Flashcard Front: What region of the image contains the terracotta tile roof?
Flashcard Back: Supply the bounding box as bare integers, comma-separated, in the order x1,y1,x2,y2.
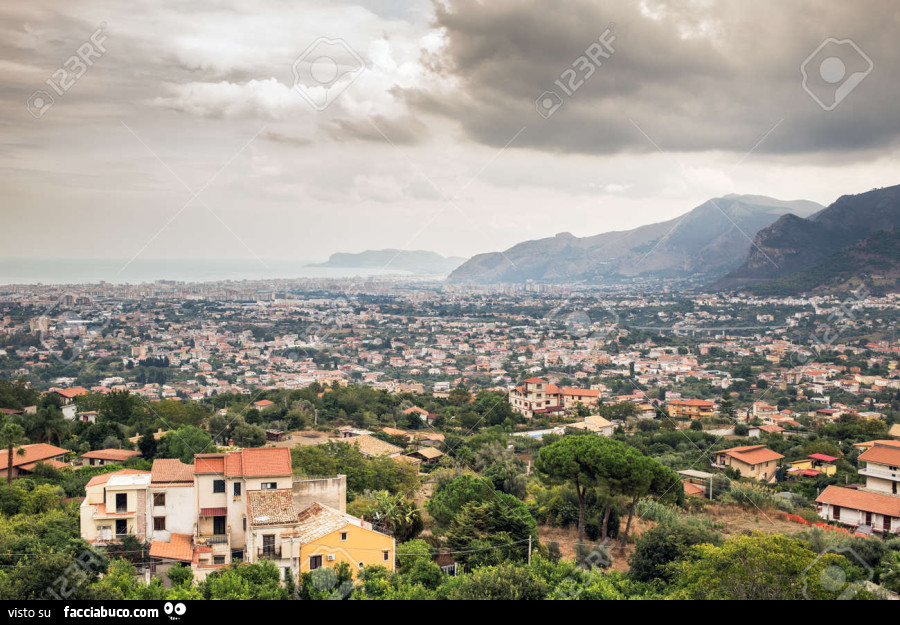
808,453,839,462
408,447,443,459
151,459,194,485
193,456,225,475
20,459,70,471
229,447,291,477
668,399,716,407
817,485,900,517
82,449,142,462
0,443,70,471
193,448,291,477
562,387,601,397
247,489,297,526
718,445,784,465
85,468,150,489
149,533,193,562
859,444,900,466
294,502,356,543
522,377,547,384
55,387,90,399
344,434,403,457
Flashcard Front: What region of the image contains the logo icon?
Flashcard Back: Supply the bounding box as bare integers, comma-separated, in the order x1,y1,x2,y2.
26,90,55,119
292,38,365,111
535,90,563,119
801,38,873,111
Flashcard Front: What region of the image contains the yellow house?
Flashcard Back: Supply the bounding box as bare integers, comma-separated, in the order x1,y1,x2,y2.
787,453,838,477
295,503,395,574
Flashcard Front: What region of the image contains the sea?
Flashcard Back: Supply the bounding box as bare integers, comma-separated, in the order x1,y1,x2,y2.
0,258,413,286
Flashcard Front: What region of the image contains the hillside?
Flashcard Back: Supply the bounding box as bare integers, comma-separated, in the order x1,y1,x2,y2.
447,195,821,284
717,184,900,289
748,229,900,296
311,250,466,275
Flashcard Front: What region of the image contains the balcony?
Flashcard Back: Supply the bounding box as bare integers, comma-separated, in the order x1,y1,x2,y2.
858,465,900,482
257,546,282,560
197,535,229,546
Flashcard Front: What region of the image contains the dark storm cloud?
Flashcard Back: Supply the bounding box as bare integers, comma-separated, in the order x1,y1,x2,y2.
411,0,900,155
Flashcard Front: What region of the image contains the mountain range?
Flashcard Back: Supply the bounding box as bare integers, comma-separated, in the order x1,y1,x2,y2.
717,184,900,293
447,195,822,284
311,250,466,275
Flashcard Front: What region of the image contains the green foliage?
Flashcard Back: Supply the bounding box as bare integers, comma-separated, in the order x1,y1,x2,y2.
629,521,722,583
291,442,418,497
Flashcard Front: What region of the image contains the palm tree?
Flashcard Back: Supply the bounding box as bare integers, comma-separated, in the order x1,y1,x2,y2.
0,423,28,486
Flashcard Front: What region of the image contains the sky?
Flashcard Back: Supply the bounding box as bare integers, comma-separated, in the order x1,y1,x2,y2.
2,0,900,268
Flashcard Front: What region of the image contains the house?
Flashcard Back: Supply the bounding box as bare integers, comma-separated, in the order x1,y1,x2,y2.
566,415,614,437
816,486,900,534
81,448,142,467
244,489,302,572
294,502,394,574
667,399,716,419
192,447,294,567
712,445,783,483
80,469,152,543
857,443,900,496
253,400,276,410
816,442,900,534
890,423,900,439
787,453,838,478
678,469,716,499
508,378,601,418
0,443,70,478
508,378,562,418
148,459,196,545
405,447,444,465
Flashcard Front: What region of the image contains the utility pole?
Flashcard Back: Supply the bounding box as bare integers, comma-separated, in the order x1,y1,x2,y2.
527,535,532,565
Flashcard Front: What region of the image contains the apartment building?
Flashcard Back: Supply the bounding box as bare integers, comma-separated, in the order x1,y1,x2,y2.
508,377,601,418
817,441,900,534
80,446,385,581
667,399,716,419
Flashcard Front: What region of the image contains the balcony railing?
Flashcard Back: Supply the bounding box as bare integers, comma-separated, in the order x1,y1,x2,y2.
258,546,282,559
198,535,229,545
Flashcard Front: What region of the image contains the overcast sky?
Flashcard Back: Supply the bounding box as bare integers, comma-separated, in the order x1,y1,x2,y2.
2,0,899,266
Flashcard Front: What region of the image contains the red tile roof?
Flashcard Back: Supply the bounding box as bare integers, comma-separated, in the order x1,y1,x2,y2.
859,444,900,467
55,387,90,399
228,447,291,477
193,456,225,475
151,459,194,485
0,443,70,472
82,449,142,462
199,507,227,516
718,445,784,465
149,533,193,562
817,485,900,517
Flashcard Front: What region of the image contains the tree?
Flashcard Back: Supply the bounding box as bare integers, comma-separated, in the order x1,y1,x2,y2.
614,447,682,552
629,521,722,583
534,435,616,541
426,474,495,529
0,423,27,486
670,532,872,600
156,426,213,464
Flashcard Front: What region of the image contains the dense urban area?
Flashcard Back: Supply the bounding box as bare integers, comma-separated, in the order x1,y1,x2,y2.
0,277,898,600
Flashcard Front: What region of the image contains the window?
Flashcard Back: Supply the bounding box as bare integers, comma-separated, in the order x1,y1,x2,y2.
233,482,242,496
383,550,390,561
213,556,225,565
340,532,348,541
213,480,225,493
261,482,277,490
309,555,323,570
243,518,247,531
153,517,166,531
213,516,226,535
115,493,127,513
153,493,165,506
